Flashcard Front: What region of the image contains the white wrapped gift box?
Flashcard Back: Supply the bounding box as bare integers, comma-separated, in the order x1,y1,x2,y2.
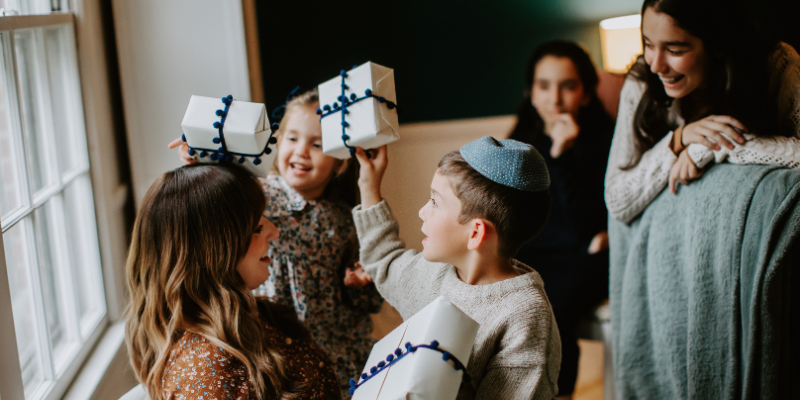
317,61,400,159
180,95,278,177
350,297,479,400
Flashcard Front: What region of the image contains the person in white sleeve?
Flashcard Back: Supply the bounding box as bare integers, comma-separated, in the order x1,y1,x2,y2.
605,0,800,224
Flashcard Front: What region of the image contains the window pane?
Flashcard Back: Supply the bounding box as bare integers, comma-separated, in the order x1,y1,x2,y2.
15,30,55,194
50,0,70,12
43,25,82,176
0,47,24,219
63,176,104,324
33,202,69,360
3,222,44,397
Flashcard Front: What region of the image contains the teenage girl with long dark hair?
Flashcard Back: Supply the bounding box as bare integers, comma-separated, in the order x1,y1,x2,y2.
509,40,615,399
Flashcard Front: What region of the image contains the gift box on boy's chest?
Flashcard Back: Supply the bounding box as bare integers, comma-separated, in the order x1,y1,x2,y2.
180,95,278,177
317,61,400,159
350,296,480,400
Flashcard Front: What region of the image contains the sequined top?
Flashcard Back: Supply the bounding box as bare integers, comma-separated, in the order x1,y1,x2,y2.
161,326,341,400
256,175,384,396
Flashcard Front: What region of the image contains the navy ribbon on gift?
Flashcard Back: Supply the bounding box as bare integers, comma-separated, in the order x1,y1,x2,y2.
347,340,470,395
316,66,401,158
182,94,279,166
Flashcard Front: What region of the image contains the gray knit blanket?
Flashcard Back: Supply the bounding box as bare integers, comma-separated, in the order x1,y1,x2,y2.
609,164,800,400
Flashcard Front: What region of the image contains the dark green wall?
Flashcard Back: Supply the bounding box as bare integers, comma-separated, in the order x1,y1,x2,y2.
256,0,797,124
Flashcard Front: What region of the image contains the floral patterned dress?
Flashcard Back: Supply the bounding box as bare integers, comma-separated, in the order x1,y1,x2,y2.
256,175,384,397
161,326,340,400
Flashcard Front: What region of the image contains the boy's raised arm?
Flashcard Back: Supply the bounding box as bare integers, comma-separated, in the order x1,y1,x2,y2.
351,147,443,318
354,147,387,209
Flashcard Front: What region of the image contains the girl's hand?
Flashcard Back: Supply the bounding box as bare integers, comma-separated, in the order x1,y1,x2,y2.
549,114,580,158
344,262,373,289
669,149,704,193
354,146,388,209
168,137,196,165
588,231,609,254
682,115,746,151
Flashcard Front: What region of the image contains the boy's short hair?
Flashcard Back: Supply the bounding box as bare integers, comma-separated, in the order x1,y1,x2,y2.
437,150,551,258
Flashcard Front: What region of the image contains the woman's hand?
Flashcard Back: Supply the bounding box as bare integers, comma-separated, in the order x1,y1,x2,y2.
588,231,609,254
168,137,196,165
669,149,704,193
344,261,373,289
548,114,580,158
682,115,746,151
354,146,388,209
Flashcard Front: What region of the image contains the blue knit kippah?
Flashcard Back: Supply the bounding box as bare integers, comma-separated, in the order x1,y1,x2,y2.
459,136,550,192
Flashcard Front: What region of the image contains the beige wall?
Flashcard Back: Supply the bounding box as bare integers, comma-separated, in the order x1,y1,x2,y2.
381,115,516,251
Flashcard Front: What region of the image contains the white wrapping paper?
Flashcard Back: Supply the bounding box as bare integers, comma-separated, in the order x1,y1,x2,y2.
318,61,400,159
181,95,277,177
351,297,479,400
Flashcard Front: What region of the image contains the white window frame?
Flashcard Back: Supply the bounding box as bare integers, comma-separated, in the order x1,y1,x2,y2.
0,11,125,400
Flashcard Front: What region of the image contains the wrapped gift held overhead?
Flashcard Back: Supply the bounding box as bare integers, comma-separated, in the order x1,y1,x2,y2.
350,297,479,400
317,61,401,159
181,95,278,177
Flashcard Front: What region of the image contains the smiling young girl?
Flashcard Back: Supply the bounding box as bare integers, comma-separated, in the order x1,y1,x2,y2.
605,0,800,224
171,89,383,397
258,89,383,396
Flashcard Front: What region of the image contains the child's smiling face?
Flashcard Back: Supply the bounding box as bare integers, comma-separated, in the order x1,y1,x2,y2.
277,104,341,200
418,170,470,264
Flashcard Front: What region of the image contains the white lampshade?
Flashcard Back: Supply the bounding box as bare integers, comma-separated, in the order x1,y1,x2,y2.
600,15,643,74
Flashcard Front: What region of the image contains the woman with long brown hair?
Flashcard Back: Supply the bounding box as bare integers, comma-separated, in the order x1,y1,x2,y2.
605,0,800,224
125,164,340,400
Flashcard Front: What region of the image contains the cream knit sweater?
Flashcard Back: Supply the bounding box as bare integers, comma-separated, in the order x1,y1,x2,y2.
605,42,800,224
353,200,561,400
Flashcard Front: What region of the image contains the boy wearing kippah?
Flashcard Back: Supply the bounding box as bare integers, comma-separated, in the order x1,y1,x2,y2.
346,136,560,399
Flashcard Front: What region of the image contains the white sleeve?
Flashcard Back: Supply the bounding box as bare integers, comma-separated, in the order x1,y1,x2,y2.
605,78,678,224
687,43,800,170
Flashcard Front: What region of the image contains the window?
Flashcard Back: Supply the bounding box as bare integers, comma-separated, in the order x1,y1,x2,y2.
0,8,107,400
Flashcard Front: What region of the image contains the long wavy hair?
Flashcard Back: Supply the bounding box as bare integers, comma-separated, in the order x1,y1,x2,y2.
626,0,780,167
510,40,613,144
125,164,304,400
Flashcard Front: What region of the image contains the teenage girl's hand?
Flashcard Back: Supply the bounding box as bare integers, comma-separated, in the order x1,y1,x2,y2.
354,146,388,209
681,115,746,151
669,149,704,194
168,137,196,165
549,114,579,158
344,261,373,289
588,231,609,254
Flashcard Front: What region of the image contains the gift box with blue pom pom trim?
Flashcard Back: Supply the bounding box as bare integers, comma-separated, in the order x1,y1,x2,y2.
351,296,479,399
181,95,278,177
317,61,400,159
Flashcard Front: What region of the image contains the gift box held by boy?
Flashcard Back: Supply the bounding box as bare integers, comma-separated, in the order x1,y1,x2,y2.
345,137,561,399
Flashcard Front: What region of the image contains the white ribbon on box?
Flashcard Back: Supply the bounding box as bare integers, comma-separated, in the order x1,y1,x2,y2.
180,95,278,177
350,297,479,400
317,61,401,159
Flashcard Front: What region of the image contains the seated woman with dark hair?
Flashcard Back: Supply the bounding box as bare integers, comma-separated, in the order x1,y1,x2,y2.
509,40,615,399
125,164,341,400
